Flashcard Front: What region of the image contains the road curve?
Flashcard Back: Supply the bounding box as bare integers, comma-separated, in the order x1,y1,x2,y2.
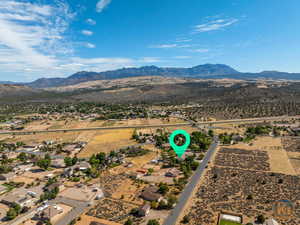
163,137,219,225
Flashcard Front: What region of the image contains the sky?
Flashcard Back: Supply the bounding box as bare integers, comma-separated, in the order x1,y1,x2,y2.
0,0,300,82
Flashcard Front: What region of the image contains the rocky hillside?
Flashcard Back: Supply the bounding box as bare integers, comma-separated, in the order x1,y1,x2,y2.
26,64,240,88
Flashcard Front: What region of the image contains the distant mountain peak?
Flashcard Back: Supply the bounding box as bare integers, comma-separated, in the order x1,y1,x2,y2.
23,64,300,88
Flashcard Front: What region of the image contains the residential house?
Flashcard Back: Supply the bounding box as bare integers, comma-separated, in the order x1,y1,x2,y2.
138,203,151,217
13,164,33,174
62,144,77,154
39,204,63,221
140,185,162,202
63,167,74,177
140,191,162,202
264,218,279,225
165,168,181,177
1,185,43,208
21,145,39,152
51,158,65,168
232,135,244,142
75,161,91,171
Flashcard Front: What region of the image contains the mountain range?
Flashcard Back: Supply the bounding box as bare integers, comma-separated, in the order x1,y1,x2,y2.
3,64,300,88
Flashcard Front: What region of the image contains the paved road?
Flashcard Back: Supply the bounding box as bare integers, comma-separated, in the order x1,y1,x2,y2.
163,136,219,225
6,197,89,225
0,122,191,135
53,197,90,225
1,115,299,136
6,208,37,225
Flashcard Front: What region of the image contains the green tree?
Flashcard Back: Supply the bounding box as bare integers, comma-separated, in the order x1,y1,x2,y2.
181,215,190,224
147,168,154,175
256,215,265,224
17,152,28,162
167,195,177,208
37,154,51,170
37,158,51,170
158,183,169,195
12,203,21,214
6,208,17,220
147,219,160,225
124,218,133,225
64,157,77,167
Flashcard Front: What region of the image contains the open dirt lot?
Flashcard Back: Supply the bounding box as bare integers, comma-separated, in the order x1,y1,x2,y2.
51,204,73,224
11,176,36,185
76,214,122,225
58,187,96,202
21,220,38,225
141,209,169,225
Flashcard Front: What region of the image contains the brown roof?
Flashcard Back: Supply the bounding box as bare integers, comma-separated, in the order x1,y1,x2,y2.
143,185,159,193
41,205,62,219
140,191,162,202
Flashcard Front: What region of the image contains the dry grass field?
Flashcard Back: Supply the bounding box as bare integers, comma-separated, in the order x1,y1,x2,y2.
11,176,36,185
8,131,82,144
287,151,300,175
78,129,135,157
213,123,246,135
111,178,145,205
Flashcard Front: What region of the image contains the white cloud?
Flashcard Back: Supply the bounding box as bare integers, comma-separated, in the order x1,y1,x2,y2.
190,49,210,53
194,18,238,33
139,57,161,63
174,56,191,59
0,0,75,77
81,30,93,36
84,43,96,48
175,38,192,43
96,0,112,13
86,18,96,25
150,44,192,49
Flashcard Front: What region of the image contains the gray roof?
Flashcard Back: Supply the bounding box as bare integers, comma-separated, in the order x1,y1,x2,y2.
265,218,279,225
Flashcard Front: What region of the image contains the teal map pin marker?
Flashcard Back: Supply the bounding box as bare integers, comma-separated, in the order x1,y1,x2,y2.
169,129,190,158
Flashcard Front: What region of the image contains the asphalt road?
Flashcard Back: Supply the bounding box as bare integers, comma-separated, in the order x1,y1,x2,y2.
0,115,298,136
163,137,219,225
53,197,90,225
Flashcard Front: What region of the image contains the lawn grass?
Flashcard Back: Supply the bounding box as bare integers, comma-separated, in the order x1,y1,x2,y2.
219,219,242,225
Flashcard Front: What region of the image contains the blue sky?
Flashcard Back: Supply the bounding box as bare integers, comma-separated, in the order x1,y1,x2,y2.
0,0,299,82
